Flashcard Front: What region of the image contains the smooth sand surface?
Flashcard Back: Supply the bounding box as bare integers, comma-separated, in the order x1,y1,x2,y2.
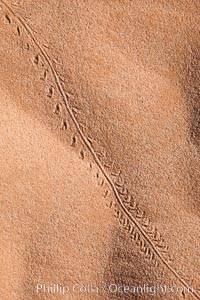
0,1,199,299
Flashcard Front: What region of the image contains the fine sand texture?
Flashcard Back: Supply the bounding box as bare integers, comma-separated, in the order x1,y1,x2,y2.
0,1,199,299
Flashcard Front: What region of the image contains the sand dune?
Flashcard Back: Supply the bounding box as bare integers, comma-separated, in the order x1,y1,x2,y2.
0,1,199,299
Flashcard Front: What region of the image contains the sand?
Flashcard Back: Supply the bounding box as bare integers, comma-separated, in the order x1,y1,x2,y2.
0,1,199,299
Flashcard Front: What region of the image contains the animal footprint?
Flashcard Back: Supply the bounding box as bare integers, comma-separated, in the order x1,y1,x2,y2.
72,106,79,114
53,103,61,115
43,43,50,49
111,168,121,177
89,162,93,170
34,54,39,65
59,76,65,83
98,178,104,187
141,216,150,228
106,200,114,209
40,69,48,81
5,14,11,23
17,26,21,36
61,119,68,130
123,193,132,204
136,208,145,219
80,150,85,160
128,198,138,212
24,43,30,51
52,58,61,65
71,135,77,147
47,85,54,98
103,190,110,199
87,136,93,145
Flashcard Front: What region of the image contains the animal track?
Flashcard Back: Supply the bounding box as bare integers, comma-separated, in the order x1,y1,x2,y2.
34,54,39,65
80,149,85,160
5,13,10,23
24,42,30,51
71,135,77,147
40,69,48,81
71,106,79,115
47,85,54,98
52,58,61,65
87,136,93,144
16,25,20,36
53,103,61,115
0,2,199,299
113,202,160,267
61,119,68,130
